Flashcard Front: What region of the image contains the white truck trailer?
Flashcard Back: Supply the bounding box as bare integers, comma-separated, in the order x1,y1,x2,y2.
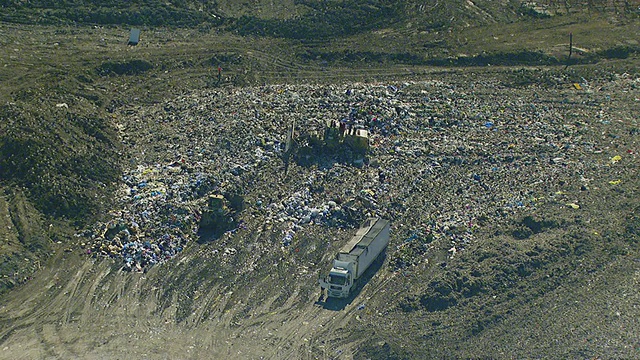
319,218,390,298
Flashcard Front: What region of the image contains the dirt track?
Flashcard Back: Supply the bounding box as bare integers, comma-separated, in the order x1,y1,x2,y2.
0,248,388,359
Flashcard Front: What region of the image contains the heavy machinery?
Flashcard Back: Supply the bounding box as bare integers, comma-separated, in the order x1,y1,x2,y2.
319,218,390,298
290,119,370,167
197,193,239,241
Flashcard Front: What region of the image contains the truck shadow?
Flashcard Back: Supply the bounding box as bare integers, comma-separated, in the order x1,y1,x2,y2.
315,252,386,311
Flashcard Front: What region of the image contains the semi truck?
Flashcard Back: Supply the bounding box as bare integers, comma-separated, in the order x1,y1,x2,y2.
319,217,390,298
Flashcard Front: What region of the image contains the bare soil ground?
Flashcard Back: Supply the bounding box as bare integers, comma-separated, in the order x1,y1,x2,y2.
0,253,366,359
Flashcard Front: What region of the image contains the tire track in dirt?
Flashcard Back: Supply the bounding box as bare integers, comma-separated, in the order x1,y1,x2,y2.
35,322,60,359
220,258,395,359
0,257,138,357
0,179,429,358
60,262,92,325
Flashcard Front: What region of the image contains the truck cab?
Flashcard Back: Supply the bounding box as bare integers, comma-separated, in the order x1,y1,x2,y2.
320,260,354,298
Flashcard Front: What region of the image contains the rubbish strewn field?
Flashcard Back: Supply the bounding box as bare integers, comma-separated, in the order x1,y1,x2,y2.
1,4,639,355
1,60,638,358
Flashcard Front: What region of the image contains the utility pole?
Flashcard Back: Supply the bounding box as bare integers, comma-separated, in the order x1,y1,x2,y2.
565,32,573,69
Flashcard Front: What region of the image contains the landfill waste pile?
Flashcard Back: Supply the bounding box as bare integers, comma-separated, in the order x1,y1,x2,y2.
81,164,211,271
79,72,638,278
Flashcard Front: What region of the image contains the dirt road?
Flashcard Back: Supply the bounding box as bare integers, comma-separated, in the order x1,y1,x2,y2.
0,247,391,359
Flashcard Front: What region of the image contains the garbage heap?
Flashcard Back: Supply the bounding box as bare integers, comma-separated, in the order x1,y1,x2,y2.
79,73,638,274
83,163,216,271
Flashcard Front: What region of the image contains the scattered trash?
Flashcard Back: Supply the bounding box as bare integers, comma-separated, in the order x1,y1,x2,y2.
76,75,637,277
82,164,212,271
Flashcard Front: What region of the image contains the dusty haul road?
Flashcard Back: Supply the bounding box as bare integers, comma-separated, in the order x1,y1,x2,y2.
0,250,386,360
